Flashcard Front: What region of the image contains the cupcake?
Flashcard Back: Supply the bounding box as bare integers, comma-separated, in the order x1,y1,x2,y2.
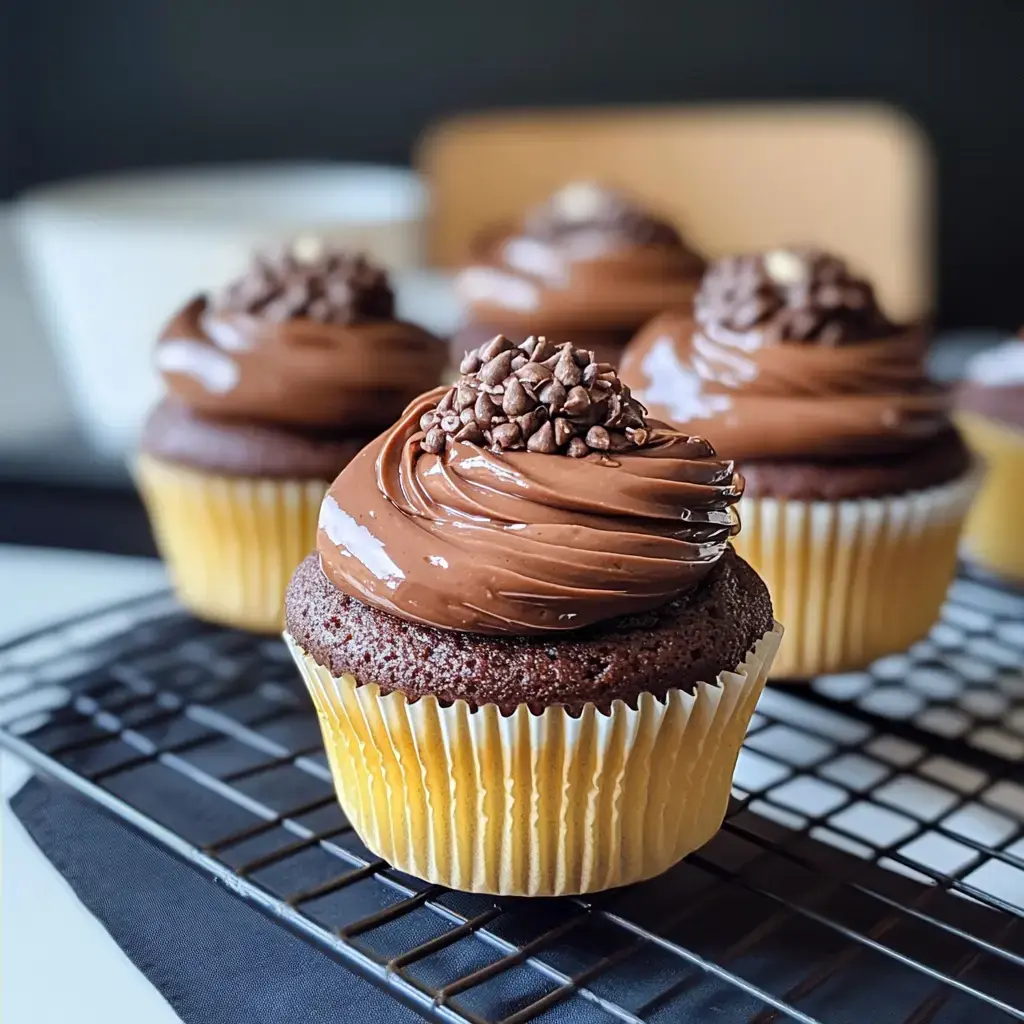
956,332,1024,583
450,182,705,370
620,248,979,679
138,241,447,633
285,334,782,896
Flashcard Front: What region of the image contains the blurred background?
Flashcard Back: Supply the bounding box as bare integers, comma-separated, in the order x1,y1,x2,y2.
1,0,1021,556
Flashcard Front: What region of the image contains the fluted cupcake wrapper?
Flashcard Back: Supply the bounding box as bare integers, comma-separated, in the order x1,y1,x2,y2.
957,413,1024,583
732,468,982,680
136,454,328,633
284,623,782,896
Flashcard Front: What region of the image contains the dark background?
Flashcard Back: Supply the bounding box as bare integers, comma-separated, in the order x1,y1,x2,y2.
2,0,1023,330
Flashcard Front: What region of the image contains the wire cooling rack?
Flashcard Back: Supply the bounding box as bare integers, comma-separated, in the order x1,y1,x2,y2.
0,582,1022,1024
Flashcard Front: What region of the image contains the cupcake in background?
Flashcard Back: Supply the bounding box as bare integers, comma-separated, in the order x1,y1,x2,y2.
450,182,705,369
620,248,979,679
138,240,447,633
956,331,1024,584
286,333,782,896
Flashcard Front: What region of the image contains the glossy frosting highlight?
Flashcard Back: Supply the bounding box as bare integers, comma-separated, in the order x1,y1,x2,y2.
316,387,742,635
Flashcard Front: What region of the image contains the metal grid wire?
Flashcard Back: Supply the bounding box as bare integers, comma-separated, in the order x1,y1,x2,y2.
1,584,1023,1023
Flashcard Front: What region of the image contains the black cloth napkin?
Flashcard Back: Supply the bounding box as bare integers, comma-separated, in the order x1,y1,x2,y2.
11,778,427,1024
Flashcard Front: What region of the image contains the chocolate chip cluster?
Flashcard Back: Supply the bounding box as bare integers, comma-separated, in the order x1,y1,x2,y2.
523,183,683,249
209,241,394,325
420,335,650,458
695,248,895,345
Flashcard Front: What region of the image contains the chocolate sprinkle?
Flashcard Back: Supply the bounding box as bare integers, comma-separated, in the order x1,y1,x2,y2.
423,335,650,457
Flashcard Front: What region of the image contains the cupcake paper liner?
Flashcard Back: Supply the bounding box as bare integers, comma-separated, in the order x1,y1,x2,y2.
136,453,327,633
284,622,782,897
957,413,1024,583
732,468,982,679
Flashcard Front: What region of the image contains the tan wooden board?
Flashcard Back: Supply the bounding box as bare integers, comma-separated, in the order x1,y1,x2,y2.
417,104,932,321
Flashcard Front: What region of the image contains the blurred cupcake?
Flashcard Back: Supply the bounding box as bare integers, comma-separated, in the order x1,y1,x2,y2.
450,182,705,369
138,240,446,633
285,334,782,895
620,248,979,679
956,332,1024,583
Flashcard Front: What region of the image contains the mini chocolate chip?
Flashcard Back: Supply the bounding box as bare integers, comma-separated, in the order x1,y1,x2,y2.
515,362,553,385
608,430,632,451
490,421,522,449
419,411,438,431
455,381,477,412
553,345,582,386
440,413,461,433
459,351,482,374
530,337,553,363
479,349,515,385
517,407,547,438
460,407,476,425
502,377,535,416
553,417,575,447
585,425,611,450
436,389,455,414
480,335,515,361
474,392,498,426
582,362,599,386
566,437,590,458
563,386,591,416
526,420,557,454
538,380,567,413
519,335,539,356
454,421,484,444
421,426,446,454
511,354,527,371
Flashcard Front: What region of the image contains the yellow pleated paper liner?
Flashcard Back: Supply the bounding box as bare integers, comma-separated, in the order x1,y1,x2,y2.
732,468,981,679
285,623,782,896
957,413,1024,583
136,454,328,633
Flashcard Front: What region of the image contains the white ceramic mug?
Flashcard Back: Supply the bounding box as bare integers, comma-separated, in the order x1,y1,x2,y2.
15,163,428,454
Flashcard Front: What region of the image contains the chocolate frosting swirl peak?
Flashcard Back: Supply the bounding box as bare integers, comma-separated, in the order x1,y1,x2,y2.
696,248,897,346
316,342,744,635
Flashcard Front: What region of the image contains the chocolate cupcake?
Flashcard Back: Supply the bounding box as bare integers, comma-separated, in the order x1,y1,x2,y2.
956,332,1024,583
620,248,980,678
285,334,782,895
450,182,705,370
137,241,447,632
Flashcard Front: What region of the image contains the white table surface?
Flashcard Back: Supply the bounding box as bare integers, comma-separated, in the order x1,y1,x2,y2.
0,545,180,1024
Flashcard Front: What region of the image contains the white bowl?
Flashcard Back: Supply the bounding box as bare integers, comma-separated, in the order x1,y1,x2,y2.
14,163,427,454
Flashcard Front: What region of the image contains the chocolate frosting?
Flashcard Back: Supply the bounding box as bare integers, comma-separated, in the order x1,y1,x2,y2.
957,335,1024,431
620,249,953,464
156,292,445,432
316,341,743,636
455,183,705,333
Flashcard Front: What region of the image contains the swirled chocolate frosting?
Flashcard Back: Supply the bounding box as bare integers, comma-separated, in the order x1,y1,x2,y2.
316,334,743,635
455,183,705,331
155,241,446,431
621,248,953,462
